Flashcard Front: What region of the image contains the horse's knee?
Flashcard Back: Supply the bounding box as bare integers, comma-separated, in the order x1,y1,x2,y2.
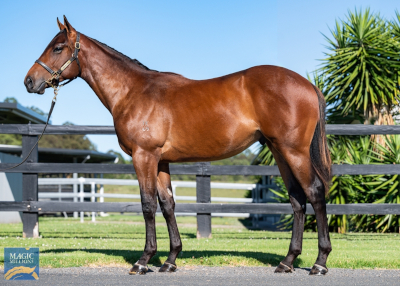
142,201,157,215
160,199,175,211
159,197,175,215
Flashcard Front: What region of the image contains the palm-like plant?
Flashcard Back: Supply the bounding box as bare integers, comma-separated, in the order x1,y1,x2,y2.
391,10,400,41
251,144,275,166
320,8,400,123
367,135,400,232
308,72,365,124
326,138,354,233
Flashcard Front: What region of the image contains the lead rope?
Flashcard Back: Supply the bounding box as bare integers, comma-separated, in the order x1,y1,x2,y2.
0,93,57,172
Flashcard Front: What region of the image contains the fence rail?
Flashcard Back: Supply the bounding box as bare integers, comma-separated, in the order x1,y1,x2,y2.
2,163,400,175
1,124,400,238
37,178,254,221
2,124,400,135
1,201,399,215
38,178,254,202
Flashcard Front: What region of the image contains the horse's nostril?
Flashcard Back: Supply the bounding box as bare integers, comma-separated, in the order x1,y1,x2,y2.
26,77,33,89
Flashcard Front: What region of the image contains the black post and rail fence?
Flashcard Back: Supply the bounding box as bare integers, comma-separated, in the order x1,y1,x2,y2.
1,124,400,238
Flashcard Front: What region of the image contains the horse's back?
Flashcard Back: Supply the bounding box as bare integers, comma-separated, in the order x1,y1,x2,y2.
158,65,319,162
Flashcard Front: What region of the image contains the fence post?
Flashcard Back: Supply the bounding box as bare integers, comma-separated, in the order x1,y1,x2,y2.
73,158,78,218
22,135,39,238
196,162,211,238
91,182,96,222
80,178,84,223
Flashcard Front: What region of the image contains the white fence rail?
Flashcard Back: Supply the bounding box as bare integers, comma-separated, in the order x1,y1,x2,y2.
38,178,256,222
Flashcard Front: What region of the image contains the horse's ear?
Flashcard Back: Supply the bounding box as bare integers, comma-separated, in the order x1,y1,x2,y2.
57,17,66,31
63,15,76,34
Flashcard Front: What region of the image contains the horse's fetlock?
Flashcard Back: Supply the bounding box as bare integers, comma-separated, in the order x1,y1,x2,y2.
144,246,157,257
173,241,183,253
319,243,332,254
292,248,302,257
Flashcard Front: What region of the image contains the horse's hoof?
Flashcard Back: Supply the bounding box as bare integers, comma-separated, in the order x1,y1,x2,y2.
274,262,294,273
129,261,148,275
159,262,177,273
309,264,328,275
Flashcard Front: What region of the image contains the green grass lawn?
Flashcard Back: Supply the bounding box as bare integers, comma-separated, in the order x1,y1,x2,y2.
0,216,399,269
102,185,249,203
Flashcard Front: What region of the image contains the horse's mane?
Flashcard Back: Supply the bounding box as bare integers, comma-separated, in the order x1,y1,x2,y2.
88,36,182,76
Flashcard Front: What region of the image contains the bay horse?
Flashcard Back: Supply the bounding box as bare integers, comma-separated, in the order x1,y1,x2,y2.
24,16,332,275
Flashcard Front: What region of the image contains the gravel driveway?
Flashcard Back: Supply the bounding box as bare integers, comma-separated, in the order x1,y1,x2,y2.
1,266,399,285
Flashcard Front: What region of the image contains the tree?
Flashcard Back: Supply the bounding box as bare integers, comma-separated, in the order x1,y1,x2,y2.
319,8,400,124
4,97,18,103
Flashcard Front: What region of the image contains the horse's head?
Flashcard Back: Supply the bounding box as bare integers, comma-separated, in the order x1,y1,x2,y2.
24,16,81,94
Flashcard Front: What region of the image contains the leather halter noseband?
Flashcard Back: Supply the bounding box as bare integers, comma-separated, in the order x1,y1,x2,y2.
35,32,81,92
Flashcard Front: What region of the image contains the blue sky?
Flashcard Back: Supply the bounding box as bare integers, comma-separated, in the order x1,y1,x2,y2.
0,0,398,159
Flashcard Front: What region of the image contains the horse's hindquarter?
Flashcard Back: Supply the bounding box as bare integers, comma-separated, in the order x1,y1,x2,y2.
251,66,319,144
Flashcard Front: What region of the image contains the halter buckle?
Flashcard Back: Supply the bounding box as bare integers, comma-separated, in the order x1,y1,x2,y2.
75,42,80,49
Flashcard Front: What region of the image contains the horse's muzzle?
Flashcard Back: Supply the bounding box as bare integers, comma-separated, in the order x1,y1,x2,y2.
24,76,46,94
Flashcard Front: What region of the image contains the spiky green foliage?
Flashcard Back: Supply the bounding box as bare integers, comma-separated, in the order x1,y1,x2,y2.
319,8,400,120
391,10,400,39
356,135,400,232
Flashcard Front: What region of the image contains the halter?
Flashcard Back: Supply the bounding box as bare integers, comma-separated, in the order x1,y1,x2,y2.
35,32,81,97
0,32,81,172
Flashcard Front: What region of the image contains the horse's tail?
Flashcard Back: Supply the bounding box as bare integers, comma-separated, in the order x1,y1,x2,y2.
310,85,332,196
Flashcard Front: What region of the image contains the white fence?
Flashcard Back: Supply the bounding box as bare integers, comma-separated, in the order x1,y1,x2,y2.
38,178,256,222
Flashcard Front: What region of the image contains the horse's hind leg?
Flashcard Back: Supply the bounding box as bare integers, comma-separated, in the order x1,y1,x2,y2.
267,143,307,273
273,142,331,275
157,162,182,272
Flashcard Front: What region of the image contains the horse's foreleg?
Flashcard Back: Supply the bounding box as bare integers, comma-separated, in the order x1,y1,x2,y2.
129,150,159,275
157,162,182,272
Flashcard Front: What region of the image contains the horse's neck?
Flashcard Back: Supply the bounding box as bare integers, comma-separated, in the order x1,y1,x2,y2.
79,35,148,113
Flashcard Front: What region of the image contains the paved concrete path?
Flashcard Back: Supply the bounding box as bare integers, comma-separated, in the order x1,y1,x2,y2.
1,266,400,285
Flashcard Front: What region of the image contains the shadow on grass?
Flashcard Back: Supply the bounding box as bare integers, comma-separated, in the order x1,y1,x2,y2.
40,248,302,268
32,232,197,239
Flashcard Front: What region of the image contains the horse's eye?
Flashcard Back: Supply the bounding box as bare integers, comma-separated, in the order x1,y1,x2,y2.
53,47,63,54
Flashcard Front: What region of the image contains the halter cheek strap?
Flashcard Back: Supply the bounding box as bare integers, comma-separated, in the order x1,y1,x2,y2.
35,32,81,91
